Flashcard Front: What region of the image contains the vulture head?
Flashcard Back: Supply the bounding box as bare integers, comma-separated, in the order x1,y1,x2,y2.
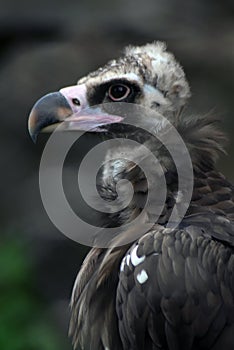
28,42,233,350
28,42,191,142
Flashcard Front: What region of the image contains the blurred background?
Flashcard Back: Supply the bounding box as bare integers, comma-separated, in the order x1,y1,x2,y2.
1,0,234,349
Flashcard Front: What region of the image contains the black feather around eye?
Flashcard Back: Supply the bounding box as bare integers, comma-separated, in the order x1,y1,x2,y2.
87,79,142,106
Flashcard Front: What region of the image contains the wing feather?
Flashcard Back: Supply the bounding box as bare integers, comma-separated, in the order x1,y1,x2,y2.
116,224,234,349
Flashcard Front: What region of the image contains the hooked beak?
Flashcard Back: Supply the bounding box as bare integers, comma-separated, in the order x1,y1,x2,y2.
28,84,123,142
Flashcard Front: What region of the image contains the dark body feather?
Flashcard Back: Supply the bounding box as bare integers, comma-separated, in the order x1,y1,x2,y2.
70,115,234,350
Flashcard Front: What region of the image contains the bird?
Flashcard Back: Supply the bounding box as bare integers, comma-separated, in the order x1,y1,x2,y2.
28,42,234,350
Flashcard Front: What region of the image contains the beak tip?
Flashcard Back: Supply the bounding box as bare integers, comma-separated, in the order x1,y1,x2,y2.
27,92,72,143
30,133,37,143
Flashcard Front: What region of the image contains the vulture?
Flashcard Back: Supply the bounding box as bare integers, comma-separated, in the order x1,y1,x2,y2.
28,42,234,350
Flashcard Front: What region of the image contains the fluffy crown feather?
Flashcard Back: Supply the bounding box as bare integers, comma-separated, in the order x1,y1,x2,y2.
124,41,191,107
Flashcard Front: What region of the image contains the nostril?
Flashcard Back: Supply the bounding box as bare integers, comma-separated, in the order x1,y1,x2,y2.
72,98,81,106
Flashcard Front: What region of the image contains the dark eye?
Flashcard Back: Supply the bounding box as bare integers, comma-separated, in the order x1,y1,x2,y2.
108,84,131,101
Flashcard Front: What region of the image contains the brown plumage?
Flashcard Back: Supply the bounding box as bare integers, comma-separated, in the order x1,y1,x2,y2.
28,42,234,350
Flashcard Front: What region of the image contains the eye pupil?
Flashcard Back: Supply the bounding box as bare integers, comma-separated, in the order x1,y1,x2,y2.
112,85,125,98
109,84,130,101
